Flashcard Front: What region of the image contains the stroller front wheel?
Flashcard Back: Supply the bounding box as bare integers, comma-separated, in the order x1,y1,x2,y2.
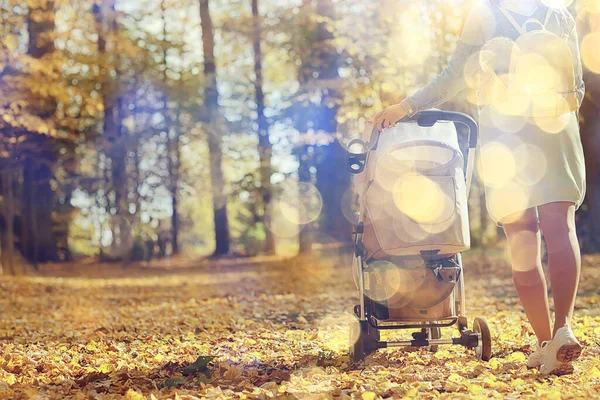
473,317,492,361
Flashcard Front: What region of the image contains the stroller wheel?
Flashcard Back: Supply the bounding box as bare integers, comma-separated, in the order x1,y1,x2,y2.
349,319,380,363
473,317,492,361
426,326,441,352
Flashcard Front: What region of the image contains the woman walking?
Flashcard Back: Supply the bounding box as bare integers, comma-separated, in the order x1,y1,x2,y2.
373,0,585,375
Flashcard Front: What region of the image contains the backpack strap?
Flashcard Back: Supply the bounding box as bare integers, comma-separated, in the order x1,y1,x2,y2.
497,5,555,35
543,6,554,27
497,6,527,35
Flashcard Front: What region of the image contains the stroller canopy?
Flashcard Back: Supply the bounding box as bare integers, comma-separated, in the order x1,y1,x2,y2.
358,120,470,259
374,121,464,173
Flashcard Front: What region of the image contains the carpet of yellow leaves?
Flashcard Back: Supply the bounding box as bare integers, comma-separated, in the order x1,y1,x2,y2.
1,251,599,399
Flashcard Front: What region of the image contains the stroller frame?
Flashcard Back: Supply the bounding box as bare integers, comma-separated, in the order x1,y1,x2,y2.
347,111,492,362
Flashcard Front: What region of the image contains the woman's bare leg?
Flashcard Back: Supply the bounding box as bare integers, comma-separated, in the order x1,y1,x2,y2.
538,202,581,335
503,208,552,344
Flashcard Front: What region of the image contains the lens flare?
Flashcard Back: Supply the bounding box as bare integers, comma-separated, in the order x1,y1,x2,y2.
477,142,517,188
341,187,360,225
348,317,362,349
264,200,303,238
392,174,449,224
393,217,431,243
541,0,574,8
524,65,561,97
375,159,404,192
390,145,455,171
279,182,323,225
365,261,418,307
514,143,548,186
581,32,600,74
365,261,400,302
392,7,431,67
421,212,457,235
488,106,528,133
317,313,357,353
464,57,480,89
365,184,389,222
507,230,541,272
489,182,531,225
577,0,600,14
533,112,572,134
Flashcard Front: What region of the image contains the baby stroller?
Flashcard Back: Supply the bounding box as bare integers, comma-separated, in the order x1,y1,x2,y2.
346,110,492,362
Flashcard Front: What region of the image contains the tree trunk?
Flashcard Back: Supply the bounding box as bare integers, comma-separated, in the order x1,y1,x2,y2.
162,0,180,255
0,170,15,275
294,1,316,254
93,0,109,253
298,145,313,253
22,2,59,265
251,0,275,255
171,104,182,255
312,0,350,243
96,0,130,257
200,0,230,256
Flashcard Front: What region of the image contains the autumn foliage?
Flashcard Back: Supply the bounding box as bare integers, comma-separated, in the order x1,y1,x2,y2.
1,252,599,399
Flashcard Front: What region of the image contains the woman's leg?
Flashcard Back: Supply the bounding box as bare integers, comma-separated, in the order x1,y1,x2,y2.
502,208,552,344
538,202,581,334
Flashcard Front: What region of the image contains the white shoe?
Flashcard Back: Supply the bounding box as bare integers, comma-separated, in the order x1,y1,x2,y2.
527,341,547,368
540,325,582,376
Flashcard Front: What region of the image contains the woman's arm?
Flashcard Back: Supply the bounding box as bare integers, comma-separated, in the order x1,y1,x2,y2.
400,42,482,116
374,4,488,129
400,5,487,117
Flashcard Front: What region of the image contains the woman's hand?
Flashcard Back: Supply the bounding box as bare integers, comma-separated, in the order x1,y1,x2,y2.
372,103,407,132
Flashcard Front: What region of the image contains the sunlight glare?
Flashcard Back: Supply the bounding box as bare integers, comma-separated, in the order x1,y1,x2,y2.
279,182,323,225
477,142,517,188
365,261,417,307
374,159,404,192
514,144,548,186
577,0,600,14
393,217,431,243
533,112,572,134
317,313,357,353
490,182,531,225
265,200,302,238
392,8,432,67
581,32,600,74
341,188,360,225
488,106,528,132
392,174,450,224
365,261,401,302
506,230,540,272
541,0,574,8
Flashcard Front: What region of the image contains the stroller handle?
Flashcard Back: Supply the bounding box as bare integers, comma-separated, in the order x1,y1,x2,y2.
407,110,478,149
346,110,478,174
371,110,479,150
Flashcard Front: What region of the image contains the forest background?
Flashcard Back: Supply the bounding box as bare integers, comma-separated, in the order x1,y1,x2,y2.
1,0,600,273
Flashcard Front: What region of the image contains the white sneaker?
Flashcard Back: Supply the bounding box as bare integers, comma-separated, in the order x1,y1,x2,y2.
540,325,582,376
527,341,547,368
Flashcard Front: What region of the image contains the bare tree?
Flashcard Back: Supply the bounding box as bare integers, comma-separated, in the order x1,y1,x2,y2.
199,0,230,256
251,0,275,254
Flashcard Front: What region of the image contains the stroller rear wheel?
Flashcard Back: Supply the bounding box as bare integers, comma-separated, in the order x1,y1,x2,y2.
473,317,492,361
